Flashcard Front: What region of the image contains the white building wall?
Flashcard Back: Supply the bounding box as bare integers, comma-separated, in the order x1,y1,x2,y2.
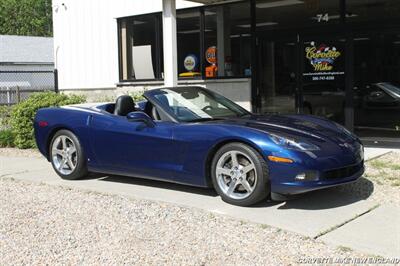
52,0,201,90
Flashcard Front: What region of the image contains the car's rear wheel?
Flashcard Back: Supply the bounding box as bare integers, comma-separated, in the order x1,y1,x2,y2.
50,129,88,180
211,142,270,206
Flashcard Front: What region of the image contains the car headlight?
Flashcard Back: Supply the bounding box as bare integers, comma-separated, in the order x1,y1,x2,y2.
269,133,320,151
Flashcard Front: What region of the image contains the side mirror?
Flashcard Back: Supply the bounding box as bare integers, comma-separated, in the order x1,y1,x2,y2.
126,111,155,127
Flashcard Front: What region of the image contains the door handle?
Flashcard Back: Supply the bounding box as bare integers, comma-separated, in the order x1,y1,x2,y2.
86,115,93,126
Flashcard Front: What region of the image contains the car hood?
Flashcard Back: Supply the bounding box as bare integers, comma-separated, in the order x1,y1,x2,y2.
211,114,356,144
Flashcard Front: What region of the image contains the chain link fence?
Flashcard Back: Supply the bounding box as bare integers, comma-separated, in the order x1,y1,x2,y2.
0,70,56,106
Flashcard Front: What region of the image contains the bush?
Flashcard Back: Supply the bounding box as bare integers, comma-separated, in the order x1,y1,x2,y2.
127,90,146,102
0,129,15,147
11,92,86,149
92,95,115,103
0,105,13,129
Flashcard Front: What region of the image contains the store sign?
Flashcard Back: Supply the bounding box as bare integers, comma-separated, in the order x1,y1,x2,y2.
184,54,198,72
303,41,344,82
306,41,341,71
205,46,217,65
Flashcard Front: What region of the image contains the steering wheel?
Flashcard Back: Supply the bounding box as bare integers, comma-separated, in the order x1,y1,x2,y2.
202,105,214,112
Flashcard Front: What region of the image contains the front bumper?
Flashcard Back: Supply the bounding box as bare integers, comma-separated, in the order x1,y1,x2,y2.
269,160,365,196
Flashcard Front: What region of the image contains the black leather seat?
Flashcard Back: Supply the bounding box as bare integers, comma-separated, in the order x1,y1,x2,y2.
114,95,136,116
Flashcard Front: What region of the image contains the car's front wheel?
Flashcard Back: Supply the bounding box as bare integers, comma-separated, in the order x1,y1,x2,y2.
211,142,270,206
50,129,88,180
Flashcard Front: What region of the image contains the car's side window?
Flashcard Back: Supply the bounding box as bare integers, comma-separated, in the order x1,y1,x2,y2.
151,106,162,121
143,102,160,121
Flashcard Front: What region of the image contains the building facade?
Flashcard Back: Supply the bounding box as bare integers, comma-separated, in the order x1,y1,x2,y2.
0,35,55,104
53,0,400,146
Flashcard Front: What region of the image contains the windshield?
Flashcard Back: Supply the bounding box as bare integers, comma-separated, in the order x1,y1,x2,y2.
150,87,250,122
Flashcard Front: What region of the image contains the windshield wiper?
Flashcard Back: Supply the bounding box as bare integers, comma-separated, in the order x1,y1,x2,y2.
188,117,224,122
237,113,251,118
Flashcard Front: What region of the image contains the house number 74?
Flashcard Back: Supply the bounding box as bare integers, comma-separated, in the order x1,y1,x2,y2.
316,13,329,22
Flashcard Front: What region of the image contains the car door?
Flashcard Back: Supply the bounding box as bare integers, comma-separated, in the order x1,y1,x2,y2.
88,113,182,181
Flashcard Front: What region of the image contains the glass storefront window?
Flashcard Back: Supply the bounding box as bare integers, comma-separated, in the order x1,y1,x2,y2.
204,2,251,78
118,15,163,81
346,0,400,26
118,3,252,82
115,0,400,144
353,32,400,138
177,10,201,79
255,0,341,31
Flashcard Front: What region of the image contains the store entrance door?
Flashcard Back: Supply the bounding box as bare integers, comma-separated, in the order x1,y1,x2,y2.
257,33,347,125
300,35,347,125
257,34,299,115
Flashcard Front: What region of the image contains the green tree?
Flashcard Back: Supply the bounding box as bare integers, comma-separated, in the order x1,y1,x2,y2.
0,0,52,37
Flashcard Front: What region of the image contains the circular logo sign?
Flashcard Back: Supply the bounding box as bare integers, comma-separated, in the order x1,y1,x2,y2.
205,46,217,65
183,54,197,71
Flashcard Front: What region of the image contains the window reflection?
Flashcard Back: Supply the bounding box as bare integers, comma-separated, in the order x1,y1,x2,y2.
354,33,400,137
119,15,162,80
177,10,201,79
204,2,252,78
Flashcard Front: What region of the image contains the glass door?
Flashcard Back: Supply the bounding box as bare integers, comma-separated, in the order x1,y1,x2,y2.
300,35,347,125
257,35,299,114
254,0,342,116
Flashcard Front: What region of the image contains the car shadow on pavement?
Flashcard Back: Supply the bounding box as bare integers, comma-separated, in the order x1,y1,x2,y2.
86,173,219,197
276,177,375,210
82,173,374,210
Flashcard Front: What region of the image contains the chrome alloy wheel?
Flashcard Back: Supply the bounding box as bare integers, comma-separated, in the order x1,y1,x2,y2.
51,135,77,175
215,150,257,200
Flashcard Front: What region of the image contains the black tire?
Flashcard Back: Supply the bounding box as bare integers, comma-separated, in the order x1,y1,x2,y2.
211,142,270,206
49,129,88,180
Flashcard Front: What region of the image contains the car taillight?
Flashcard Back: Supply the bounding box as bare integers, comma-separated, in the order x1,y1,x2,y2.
38,121,48,127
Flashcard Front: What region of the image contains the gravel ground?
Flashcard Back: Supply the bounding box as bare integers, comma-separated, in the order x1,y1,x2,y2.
0,147,41,158
0,148,398,264
0,177,367,265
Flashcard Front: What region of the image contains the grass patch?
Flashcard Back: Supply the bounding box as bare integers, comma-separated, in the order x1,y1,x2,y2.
370,160,400,171
390,164,400,171
365,154,400,188
370,160,388,169
259,224,269,229
337,245,353,253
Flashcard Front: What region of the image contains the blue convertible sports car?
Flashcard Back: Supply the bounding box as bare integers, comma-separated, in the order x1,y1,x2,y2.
34,86,364,206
